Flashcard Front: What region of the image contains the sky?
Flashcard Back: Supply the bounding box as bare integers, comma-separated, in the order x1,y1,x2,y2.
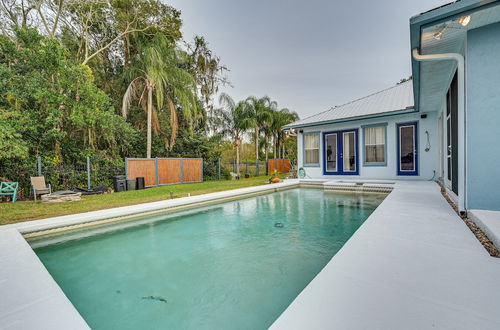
167,0,450,119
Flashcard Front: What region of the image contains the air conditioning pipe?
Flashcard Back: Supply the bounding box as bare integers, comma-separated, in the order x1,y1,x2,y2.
412,48,466,214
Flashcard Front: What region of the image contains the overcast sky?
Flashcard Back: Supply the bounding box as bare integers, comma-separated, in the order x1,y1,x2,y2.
167,0,449,119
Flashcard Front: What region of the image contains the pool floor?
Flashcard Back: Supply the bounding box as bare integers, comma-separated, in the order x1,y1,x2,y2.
32,188,385,329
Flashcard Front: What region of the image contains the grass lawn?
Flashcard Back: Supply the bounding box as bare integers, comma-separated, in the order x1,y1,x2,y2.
0,176,280,226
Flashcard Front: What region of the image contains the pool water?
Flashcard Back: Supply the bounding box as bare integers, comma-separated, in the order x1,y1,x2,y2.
32,188,385,330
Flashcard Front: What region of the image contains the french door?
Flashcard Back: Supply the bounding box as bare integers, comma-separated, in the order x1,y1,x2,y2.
446,73,459,194
323,129,359,175
397,122,418,176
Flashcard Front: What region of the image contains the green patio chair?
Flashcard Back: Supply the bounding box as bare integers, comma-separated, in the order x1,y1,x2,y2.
0,182,19,202
298,167,311,179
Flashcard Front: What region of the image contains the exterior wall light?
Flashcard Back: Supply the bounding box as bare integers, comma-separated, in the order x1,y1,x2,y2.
458,15,471,26
433,30,443,40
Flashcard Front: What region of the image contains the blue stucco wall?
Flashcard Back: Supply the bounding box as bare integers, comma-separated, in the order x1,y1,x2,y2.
297,111,439,181
466,22,500,211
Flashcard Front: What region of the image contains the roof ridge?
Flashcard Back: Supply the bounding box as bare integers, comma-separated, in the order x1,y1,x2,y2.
293,79,413,124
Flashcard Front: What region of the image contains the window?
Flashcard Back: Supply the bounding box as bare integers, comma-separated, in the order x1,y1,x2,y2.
303,133,319,166
364,125,386,165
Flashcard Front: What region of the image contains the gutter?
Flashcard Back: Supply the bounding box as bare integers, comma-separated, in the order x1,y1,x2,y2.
412,48,467,214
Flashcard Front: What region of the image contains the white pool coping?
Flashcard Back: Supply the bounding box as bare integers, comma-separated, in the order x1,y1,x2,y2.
0,180,299,329
2,179,500,329
271,180,500,330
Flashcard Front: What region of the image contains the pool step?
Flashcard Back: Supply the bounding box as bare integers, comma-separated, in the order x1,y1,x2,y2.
323,181,394,193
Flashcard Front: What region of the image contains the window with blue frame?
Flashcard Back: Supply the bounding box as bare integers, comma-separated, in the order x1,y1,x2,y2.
363,125,386,166
303,133,320,166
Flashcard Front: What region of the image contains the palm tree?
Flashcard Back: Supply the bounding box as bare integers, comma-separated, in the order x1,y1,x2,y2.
261,100,278,162
215,93,251,174
271,109,299,158
245,96,273,164
122,34,198,158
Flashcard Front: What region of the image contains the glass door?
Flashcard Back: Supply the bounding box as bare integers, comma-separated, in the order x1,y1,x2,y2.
446,72,459,194
325,133,338,172
343,131,357,173
397,122,418,176
323,129,358,175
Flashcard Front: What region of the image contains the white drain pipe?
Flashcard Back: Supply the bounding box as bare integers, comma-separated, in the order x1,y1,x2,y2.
412,49,466,214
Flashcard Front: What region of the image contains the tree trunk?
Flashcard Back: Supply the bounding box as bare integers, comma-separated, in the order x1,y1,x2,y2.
255,126,259,164
273,133,277,158
265,134,269,162
282,136,286,158
146,84,153,158
124,33,130,68
236,140,240,175
277,134,281,158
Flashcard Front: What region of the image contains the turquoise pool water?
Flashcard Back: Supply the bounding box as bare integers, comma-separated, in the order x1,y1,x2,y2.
32,188,385,330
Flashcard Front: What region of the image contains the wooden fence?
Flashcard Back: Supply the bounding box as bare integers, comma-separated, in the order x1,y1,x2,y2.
268,159,291,173
126,158,203,187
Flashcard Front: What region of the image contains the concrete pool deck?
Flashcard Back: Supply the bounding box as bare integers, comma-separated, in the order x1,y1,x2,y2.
271,181,500,330
1,179,499,329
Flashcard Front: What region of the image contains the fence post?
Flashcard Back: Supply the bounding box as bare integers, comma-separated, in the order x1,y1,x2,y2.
180,158,184,183
233,159,236,173
256,159,260,176
245,160,248,175
217,158,221,180
266,160,269,176
155,158,159,186
125,158,128,179
86,157,91,189
37,156,42,176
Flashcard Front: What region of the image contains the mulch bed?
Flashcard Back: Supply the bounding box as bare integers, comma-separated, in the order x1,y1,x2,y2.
437,181,499,257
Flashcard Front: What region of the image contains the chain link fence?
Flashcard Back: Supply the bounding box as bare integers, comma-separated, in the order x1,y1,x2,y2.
0,157,124,200
203,159,292,181
1,157,294,201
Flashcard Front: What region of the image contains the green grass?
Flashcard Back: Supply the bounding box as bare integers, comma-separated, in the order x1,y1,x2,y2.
0,176,280,226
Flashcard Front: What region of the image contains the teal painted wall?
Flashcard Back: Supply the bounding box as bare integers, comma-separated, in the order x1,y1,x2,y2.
466,22,500,211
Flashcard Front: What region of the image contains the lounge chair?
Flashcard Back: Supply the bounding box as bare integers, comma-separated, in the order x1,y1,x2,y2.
0,182,18,202
31,176,51,201
72,185,107,195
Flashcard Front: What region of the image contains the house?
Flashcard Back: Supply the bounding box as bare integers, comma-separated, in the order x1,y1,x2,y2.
285,0,500,214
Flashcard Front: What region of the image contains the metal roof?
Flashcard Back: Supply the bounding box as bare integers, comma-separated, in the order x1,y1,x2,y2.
284,80,414,129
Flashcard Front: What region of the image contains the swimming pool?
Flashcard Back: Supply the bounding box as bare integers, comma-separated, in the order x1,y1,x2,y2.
31,188,385,329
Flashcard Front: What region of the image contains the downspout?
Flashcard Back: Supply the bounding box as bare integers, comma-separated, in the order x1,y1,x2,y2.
412,49,466,214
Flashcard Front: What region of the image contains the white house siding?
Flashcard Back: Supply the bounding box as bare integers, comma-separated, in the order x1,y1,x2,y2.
297,111,439,180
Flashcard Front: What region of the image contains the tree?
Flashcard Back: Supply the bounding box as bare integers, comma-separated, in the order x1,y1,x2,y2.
261,99,278,162
271,109,299,158
0,29,134,164
186,36,229,121
215,93,251,175
122,33,197,157
245,96,273,164
0,110,29,160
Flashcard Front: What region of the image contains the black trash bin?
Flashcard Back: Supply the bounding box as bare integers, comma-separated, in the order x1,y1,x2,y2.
126,179,136,191
112,175,127,192
136,177,145,190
